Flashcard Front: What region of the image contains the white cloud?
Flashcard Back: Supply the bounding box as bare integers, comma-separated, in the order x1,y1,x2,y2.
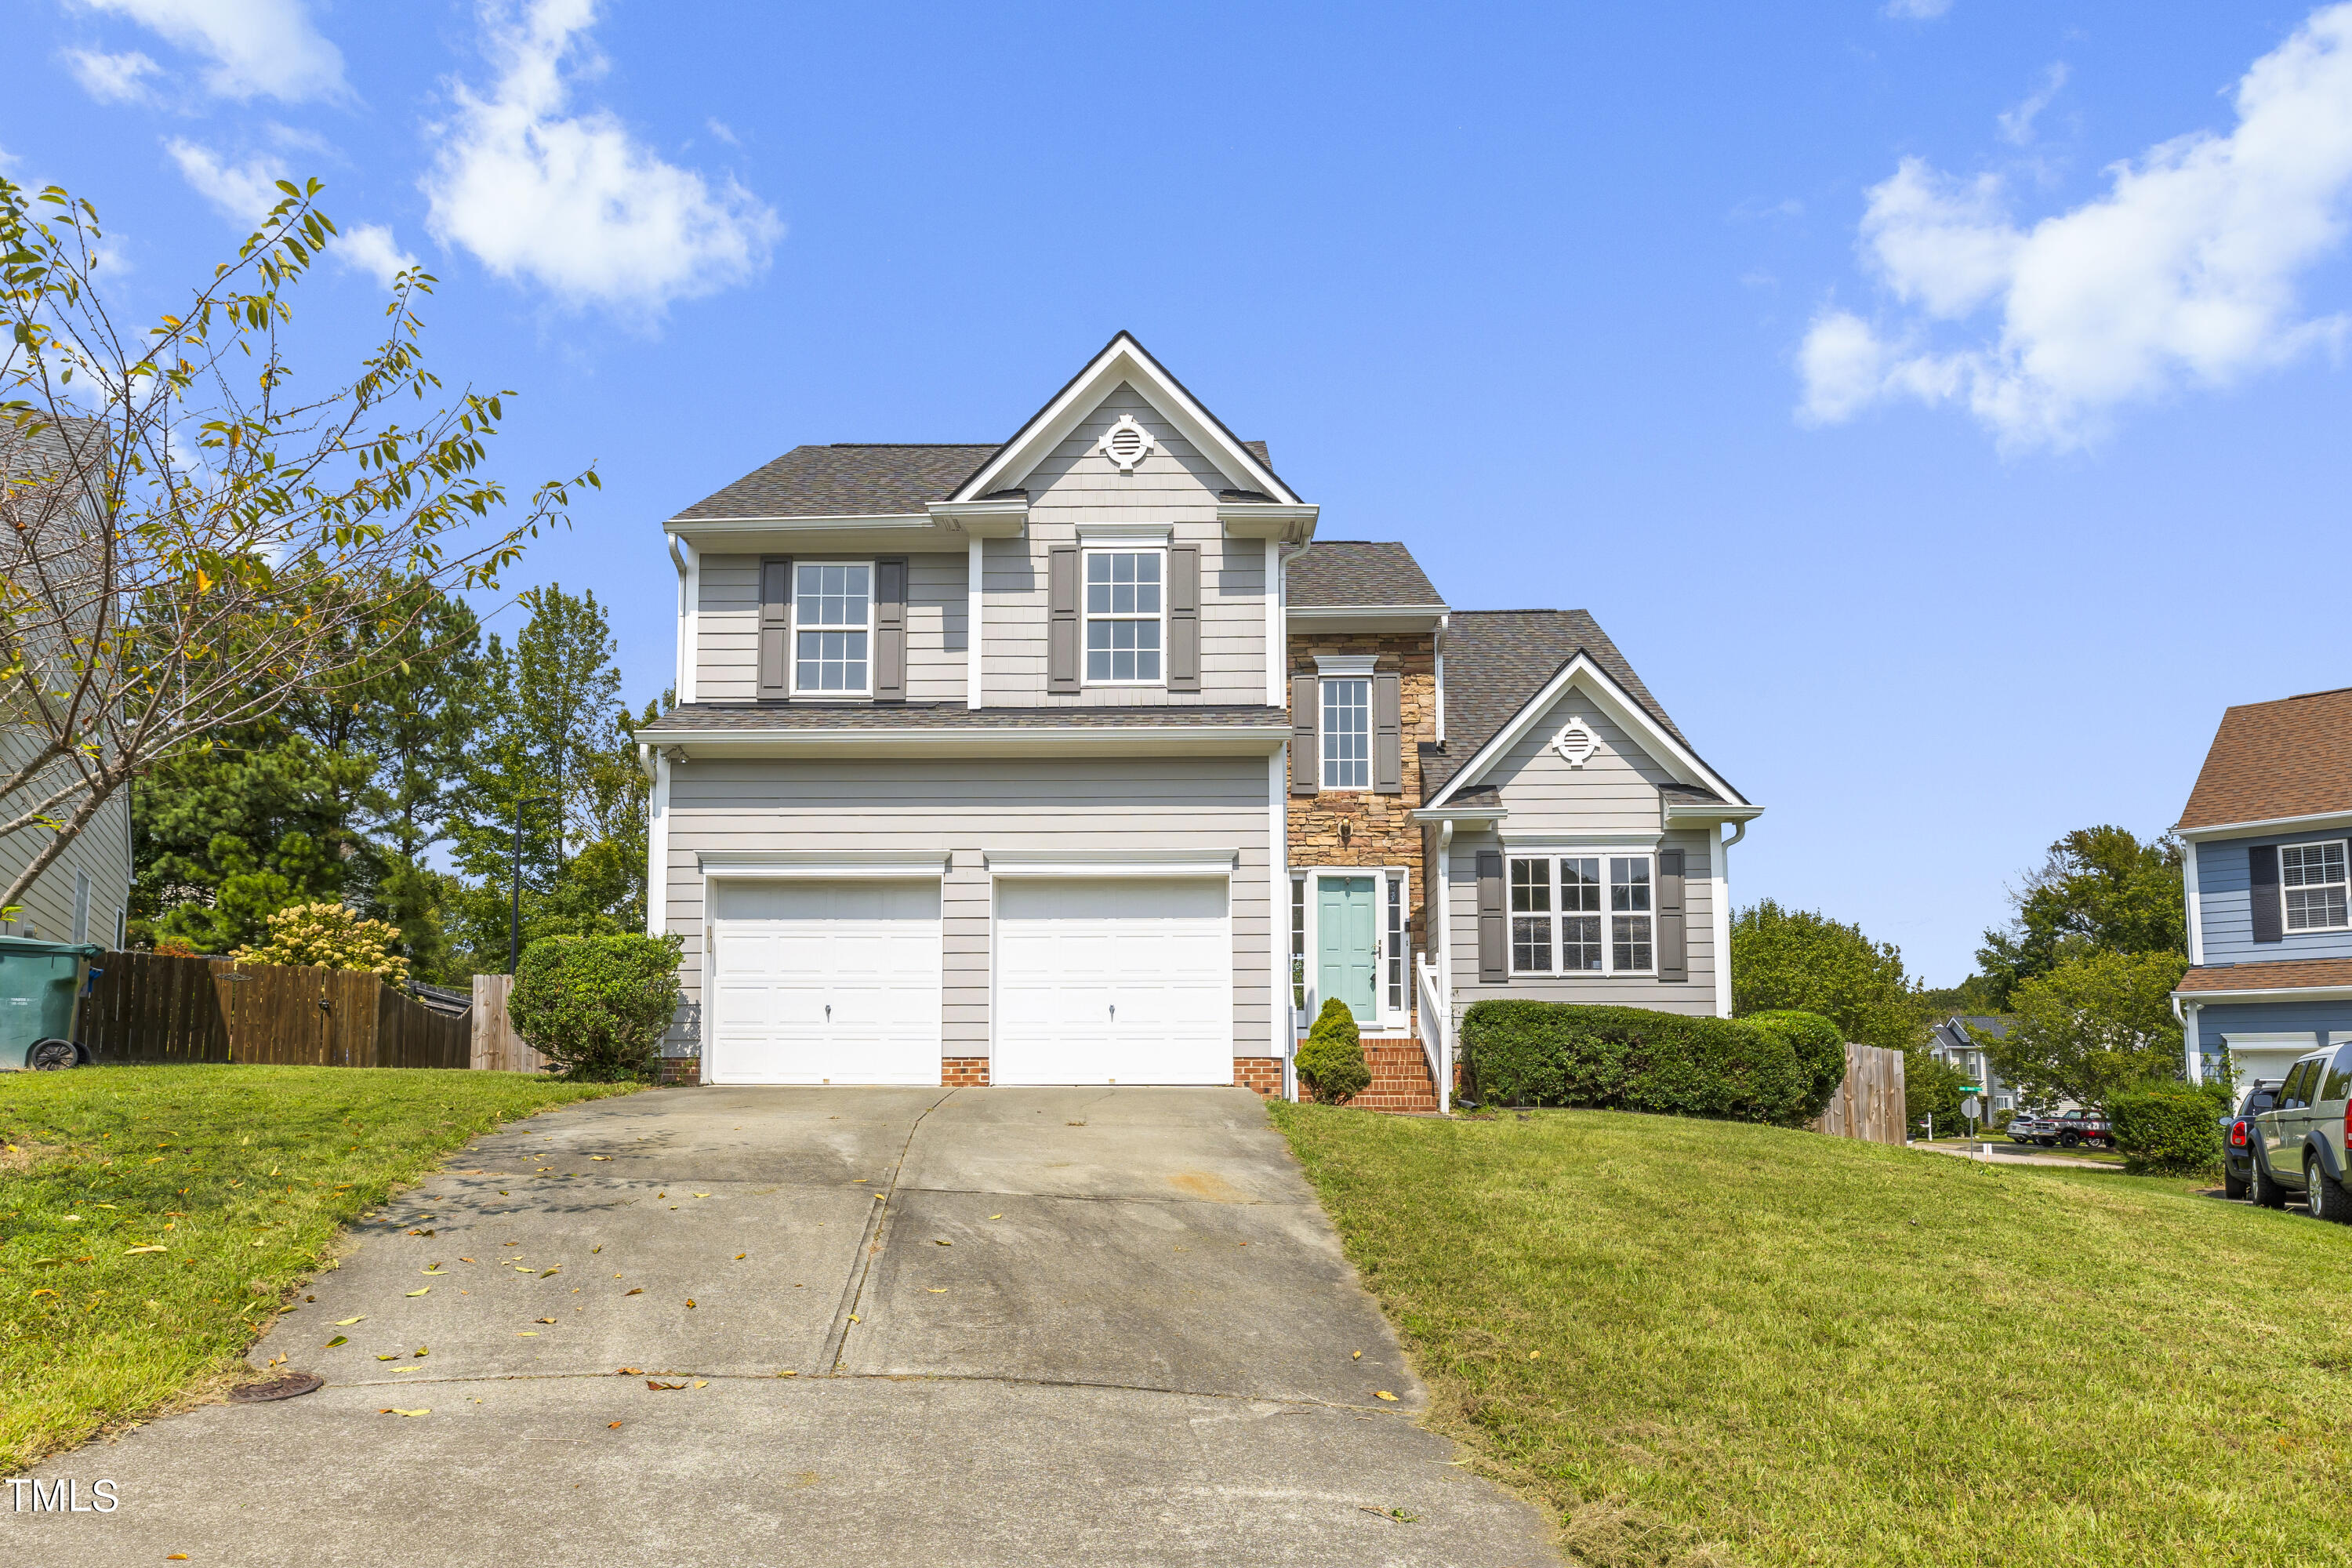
165,137,291,223
1997,63,2069,146
706,117,739,147
64,47,161,103
1800,4,2352,448
336,222,418,289
70,0,345,102
423,0,781,314
1885,0,1952,19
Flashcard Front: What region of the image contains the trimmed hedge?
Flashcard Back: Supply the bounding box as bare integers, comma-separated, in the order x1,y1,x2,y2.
1743,1009,1849,1120
1461,1001,1840,1126
2107,1083,2224,1176
509,933,685,1082
1298,998,1370,1104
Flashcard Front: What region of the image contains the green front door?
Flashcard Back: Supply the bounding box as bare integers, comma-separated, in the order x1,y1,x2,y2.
1316,877,1380,1025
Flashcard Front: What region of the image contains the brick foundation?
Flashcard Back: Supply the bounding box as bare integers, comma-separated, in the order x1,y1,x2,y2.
1345,1038,1440,1114
1233,1056,1284,1097
656,1057,701,1086
942,1057,992,1087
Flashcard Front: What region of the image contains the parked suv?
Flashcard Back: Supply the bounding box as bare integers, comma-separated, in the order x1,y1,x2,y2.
2220,1080,2281,1201
2007,1113,2053,1145
2247,1046,2352,1221
2039,1109,2114,1149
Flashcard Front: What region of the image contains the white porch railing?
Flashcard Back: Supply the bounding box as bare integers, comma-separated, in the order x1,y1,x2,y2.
1415,954,1450,1116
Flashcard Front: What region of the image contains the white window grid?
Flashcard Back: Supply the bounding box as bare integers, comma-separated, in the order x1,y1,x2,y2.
1509,854,1654,975
792,561,873,695
1321,677,1371,789
1083,548,1163,684
2283,840,2350,932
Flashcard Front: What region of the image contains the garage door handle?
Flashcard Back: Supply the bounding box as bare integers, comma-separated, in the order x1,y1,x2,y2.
1109,1004,1116,1022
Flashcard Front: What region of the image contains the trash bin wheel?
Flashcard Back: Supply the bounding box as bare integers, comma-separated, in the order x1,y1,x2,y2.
28,1038,78,1070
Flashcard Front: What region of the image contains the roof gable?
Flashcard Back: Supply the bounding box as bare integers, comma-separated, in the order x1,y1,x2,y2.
2178,687,2352,832
949,332,1298,505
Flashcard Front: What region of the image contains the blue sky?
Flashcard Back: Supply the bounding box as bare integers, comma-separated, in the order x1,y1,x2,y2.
9,1,2352,984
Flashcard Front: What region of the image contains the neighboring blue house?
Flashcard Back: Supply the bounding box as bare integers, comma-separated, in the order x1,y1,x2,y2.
2173,686,2352,1102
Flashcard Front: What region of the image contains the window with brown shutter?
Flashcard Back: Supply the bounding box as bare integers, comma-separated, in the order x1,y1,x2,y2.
1047,545,1080,693
1167,543,1200,691
757,557,791,699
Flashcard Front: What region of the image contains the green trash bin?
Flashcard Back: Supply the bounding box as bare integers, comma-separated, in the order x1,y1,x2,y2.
0,935,106,1071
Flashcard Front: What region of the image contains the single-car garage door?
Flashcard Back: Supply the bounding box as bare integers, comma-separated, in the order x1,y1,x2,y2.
993,877,1231,1085
706,879,941,1085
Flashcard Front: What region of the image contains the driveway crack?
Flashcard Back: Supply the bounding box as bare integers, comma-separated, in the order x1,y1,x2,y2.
819,1087,954,1370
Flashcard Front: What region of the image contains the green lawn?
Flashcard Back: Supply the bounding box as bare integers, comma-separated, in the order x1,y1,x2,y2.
1270,1102,2349,1568
0,1065,637,1468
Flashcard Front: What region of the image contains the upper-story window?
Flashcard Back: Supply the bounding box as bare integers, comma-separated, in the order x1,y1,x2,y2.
2284,840,2350,931
1510,854,1653,975
1084,549,1162,684
794,562,872,695
1321,678,1370,788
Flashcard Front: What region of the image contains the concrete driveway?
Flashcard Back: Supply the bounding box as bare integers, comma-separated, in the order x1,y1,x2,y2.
17,1086,1557,1566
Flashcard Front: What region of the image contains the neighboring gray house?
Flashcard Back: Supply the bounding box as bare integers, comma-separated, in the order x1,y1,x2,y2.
635,334,1762,1095
1926,1014,2013,1115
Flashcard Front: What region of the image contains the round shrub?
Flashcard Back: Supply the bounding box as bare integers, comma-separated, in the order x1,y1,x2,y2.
2106,1083,2224,1175
507,933,684,1082
1297,997,1370,1104
1460,1001,1814,1125
1740,1009,1847,1119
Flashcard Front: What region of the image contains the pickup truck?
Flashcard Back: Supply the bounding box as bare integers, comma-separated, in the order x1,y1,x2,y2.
2246,1045,2352,1221
2220,1080,2281,1201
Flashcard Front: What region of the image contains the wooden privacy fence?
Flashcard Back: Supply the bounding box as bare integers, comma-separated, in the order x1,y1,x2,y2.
1811,1044,1907,1146
78,951,470,1069
469,974,550,1074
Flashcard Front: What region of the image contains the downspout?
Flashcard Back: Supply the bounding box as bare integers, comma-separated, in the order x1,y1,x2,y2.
2171,993,2201,1086
1713,818,1746,1019
1436,818,1455,1028
669,534,698,705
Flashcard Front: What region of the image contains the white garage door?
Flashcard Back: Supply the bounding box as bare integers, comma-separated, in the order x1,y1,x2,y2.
993,877,1231,1085
707,879,941,1085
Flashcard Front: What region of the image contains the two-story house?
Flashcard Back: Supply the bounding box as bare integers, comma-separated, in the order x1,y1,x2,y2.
637,334,1763,1099
2173,686,2352,1101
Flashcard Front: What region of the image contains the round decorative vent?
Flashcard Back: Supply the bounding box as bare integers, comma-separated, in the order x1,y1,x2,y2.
1095,413,1157,474
1553,716,1599,768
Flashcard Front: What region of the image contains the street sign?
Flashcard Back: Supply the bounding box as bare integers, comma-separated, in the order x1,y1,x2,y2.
1962,1095,1982,1120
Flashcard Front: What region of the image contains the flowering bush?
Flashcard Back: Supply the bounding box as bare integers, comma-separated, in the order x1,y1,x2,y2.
230,902,410,980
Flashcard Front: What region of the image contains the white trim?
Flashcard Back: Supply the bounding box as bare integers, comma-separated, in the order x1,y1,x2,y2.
2179,808,2352,841
984,849,1238,878
1410,806,1508,824
1713,820,1744,1018
1265,538,1284,708
1287,604,1450,620
670,535,699,706
2281,838,2352,934
1317,673,1374,792
1501,850,1660,978
1281,608,1441,635
646,751,670,936
633,724,1291,760
2177,983,2352,1004
697,851,949,880
1074,522,1174,543
787,560,877,699
952,333,1299,505
926,498,1028,536
2220,1030,2323,1047
1436,821,1455,1033
1498,830,1661,850
672,511,929,528
967,536,984,711
1217,502,1319,543
1094,412,1159,473
1664,801,1766,826
1270,750,1288,1064
1080,543,1168,688
1312,654,1378,676
2184,837,2205,966
1426,652,1748,811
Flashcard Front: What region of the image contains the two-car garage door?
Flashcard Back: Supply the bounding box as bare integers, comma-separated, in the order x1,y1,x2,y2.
703,874,1230,1087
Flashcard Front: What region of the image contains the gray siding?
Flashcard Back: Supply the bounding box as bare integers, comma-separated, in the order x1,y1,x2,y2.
662,753,1277,1059
695,550,968,703
2196,831,2352,965
1443,825,1721,1017
982,386,1269,708
0,728,132,946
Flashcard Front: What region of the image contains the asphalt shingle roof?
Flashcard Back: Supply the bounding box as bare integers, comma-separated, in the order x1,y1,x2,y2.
640,702,1287,735
2177,956,2352,994
1287,541,1445,609
2176,687,2352,830
674,440,1279,521
1424,610,1738,803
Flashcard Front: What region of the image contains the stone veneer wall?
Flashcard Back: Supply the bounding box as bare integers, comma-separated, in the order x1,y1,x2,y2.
1286,631,1438,1028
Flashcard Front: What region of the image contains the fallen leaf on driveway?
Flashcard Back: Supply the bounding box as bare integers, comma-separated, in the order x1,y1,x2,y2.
734,1253,746,1260
693,1192,710,1199
1352,1350,1363,1359
383,1408,430,1417
536,1317,557,1324
336,1316,365,1326
325,1335,348,1348
685,1299,696,1308
376,1355,397,1361
988,1214,1001,1220
777,1370,797,1377
592,1156,611,1161
647,1381,685,1391
1374,1391,1398,1402
459,1258,476,1264
517,1331,538,1338
927,1288,948,1294
934,1239,953,1247
539,1268,560,1278
168,1555,189,1560
405,1288,430,1298
625,1287,643,1297
609,1421,622,1428
618,1367,644,1375
693,1380,708,1388
421,1267,445,1276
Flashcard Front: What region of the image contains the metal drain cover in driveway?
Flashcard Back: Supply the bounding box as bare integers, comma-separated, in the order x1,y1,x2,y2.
230,1373,323,1403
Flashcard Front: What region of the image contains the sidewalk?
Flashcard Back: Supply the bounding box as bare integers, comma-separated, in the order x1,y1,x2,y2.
1911,1142,2129,1171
